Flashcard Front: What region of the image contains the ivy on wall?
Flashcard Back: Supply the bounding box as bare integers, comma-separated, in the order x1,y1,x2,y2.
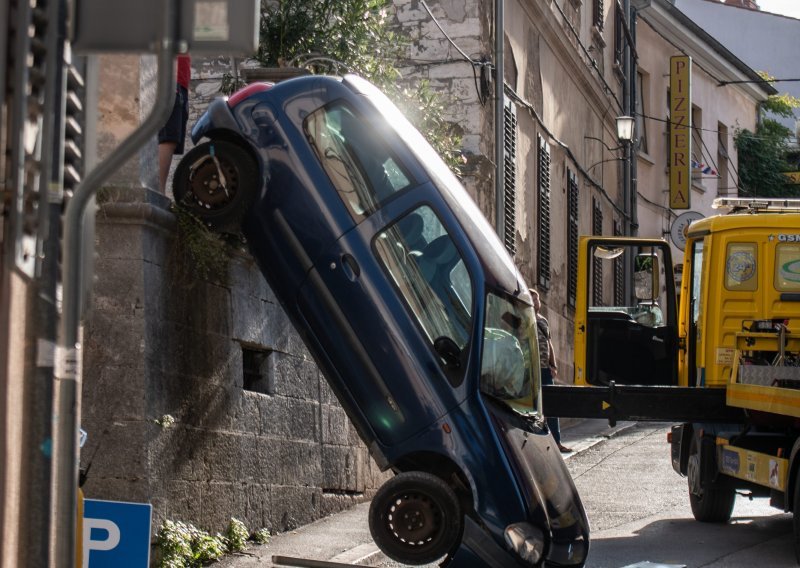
734,73,800,197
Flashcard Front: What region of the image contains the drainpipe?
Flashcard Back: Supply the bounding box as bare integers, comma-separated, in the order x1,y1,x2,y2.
629,4,638,237
494,0,505,241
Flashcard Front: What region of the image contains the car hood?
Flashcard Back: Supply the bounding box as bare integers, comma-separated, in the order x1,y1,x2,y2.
487,400,590,565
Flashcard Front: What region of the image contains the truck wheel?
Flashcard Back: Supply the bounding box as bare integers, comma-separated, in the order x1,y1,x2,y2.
369,471,462,565
173,140,258,231
687,435,735,522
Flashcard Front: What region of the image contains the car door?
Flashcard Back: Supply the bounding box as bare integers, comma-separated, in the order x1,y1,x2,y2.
297,190,477,447
574,237,679,386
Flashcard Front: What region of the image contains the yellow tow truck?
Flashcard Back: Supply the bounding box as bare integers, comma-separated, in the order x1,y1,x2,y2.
544,197,800,558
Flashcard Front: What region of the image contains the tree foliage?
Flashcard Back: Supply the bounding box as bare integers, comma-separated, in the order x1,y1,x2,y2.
733,72,800,197
254,0,464,172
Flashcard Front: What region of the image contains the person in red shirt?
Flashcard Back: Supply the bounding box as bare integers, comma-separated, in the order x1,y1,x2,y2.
158,54,191,193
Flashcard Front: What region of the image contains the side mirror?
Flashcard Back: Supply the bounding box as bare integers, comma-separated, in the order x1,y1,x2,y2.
434,336,462,369
634,252,660,301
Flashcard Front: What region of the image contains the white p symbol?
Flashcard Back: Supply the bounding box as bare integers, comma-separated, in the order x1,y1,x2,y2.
83,517,121,567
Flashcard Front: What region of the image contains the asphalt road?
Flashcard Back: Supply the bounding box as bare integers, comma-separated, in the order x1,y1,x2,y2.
567,423,794,568
379,422,795,568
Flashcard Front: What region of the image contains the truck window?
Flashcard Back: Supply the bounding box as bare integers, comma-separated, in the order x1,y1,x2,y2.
480,293,539,416
374,206,473,383
776,243,800,292
725,242,757,291
305,101,412,221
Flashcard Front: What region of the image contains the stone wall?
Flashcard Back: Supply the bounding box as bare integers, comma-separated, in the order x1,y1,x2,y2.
81,54,389,535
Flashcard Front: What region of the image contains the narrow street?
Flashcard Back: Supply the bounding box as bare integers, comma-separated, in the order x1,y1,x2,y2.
567,423,794,567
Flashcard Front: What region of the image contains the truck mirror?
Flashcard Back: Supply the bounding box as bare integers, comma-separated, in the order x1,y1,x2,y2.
634,252,660,301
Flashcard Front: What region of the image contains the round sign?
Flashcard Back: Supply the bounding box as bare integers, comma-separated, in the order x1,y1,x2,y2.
670,211,704,251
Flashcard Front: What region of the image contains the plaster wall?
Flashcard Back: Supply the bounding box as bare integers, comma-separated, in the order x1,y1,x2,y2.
634,19,759,263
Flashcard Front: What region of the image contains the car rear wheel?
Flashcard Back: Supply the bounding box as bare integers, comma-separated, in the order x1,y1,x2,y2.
688,434,735,523
173,140,258,231
369,471,462,565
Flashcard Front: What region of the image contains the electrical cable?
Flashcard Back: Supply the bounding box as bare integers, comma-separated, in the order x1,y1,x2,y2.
505,85,629,219
417,0,491,105
550,0,623,112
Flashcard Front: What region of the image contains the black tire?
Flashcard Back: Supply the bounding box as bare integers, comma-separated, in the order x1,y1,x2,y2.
687,434,735,522
172,140,259,231
369,471,462,565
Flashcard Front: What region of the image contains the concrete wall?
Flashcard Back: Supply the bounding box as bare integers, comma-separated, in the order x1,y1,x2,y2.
81,56,388,536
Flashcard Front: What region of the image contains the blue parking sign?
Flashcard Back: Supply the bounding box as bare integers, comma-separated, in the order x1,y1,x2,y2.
83,499,152,567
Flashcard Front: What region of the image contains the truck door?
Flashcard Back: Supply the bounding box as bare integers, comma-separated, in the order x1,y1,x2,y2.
574,237,679,386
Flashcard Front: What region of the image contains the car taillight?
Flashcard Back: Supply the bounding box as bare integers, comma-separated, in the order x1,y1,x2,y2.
227,82,273,107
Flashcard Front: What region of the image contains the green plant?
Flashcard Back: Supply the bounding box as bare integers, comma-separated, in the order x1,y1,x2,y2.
225,518,249,553
733,72,800,197
171,205,231,283
156,520,226,567
252,527,271,544
248,0,464,173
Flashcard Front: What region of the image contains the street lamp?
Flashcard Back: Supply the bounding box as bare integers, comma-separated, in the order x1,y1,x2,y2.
616,115,635,144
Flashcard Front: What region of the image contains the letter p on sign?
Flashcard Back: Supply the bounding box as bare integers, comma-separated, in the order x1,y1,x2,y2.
83,499,151,567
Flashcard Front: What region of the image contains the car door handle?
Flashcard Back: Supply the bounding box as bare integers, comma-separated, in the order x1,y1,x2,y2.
340,253,361,281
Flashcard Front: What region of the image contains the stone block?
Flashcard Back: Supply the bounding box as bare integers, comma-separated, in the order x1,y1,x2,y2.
320,404,361,446
259,395,319,442
83,420,152,480
270,352,320,400
267,485,321,531
84,312,146,368
81,363,146,423
82,477,152,507
259,439,322,487
321,445,362,493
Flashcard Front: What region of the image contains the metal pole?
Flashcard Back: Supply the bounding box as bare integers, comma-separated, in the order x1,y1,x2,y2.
51,2,177,564
494,0,505,241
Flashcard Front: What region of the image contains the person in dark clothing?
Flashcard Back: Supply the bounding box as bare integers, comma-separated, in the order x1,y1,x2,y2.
530,288,571,453
158,54,191,193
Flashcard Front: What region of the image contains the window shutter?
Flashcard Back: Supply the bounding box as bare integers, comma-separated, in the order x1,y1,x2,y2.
567,170,579,308
592,198,604,306
613,220,624,306
594,0,605,31
537,135,551,290
503,98,517,255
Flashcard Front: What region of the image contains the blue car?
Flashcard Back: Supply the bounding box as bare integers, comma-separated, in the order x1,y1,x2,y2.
174,74,589,567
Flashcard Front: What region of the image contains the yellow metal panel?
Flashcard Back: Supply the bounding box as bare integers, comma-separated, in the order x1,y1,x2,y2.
727,383,800,418
718,444,788,491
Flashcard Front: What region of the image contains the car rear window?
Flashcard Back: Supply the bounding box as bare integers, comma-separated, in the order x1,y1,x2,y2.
776,243,800,292
305,101,412,221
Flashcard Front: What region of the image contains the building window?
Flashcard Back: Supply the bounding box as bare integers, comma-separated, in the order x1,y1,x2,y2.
503,98,518,255
594,0,605,31
537,135,551,290
613,220,624,306
592,198,604,307
567,170,579,308
717,122,729,195
614,3,623,65
242,346,275,395
636,71,649,154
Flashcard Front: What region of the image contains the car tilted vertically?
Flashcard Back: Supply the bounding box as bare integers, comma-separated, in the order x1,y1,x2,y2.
174,74,589,567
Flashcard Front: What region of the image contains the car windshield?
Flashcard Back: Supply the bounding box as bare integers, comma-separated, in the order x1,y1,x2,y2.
480,293,540,416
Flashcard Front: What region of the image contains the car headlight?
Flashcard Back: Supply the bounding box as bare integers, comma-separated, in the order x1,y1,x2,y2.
504,522,545,565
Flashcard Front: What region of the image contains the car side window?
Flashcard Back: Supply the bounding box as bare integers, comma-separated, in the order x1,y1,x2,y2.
305,101,412,221
375,206,473,383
